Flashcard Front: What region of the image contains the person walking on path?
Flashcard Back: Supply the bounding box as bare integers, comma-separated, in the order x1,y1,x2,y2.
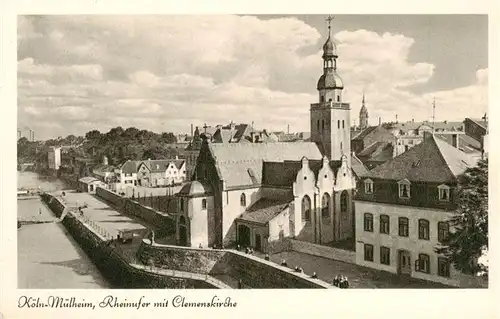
264,253,270,261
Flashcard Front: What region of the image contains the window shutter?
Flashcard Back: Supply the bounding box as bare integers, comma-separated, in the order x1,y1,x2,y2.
414,259,420,271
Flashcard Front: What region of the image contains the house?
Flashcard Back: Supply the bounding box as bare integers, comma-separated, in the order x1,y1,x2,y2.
116,160,139,190
91,156,115,183
78,177,106,194
173,26,361,250
354,131,481,287
137,158,186,187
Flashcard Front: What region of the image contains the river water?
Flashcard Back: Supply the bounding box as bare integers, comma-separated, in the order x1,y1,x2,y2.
17,171,110,289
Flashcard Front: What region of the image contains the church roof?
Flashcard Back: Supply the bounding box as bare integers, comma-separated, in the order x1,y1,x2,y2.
357,141,394,163
369,133,478,183
208,142,323,189
317,71,344,90
351,154,370,178
177,180,212,197
352,126,379,141
237,198,292,225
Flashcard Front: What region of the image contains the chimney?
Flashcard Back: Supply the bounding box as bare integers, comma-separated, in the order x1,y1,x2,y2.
175,155,179,160
395,114,398,124
452,134,459,149
287,124,290,134
379,117,381,126
191,124,194,137
412,118,414,123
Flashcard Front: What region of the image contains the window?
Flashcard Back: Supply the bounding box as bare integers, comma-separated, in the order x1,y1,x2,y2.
317,120,320,130
342,120,345,128
340,191,348,213
364,244,374,262
179,215,186,225
398,217,409,237
438,257,450,277
364,179,373,194
364,213,373,232
438,185,450,201
320,96,325,103
240,193,246,207
438,221,449,243
202,199,207,210
338,120,340,129
380,215,390,234
398,180,410,198
380,246,390,265
180,198,184,211
337,95,340,102
418,219,430,240
417,254,430,273
321,193,330,218
301,195,311,222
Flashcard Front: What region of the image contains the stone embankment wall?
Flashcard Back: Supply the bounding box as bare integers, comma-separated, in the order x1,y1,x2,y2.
40,193,218,288
96,187,175,237
138,241,332,289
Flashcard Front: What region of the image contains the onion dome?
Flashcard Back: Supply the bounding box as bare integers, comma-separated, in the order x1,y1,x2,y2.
322,35,337,59
317,71,344,90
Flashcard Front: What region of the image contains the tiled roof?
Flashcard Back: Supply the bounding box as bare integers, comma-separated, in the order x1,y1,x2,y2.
208,142,323,189
352,126,379,141
177,181,212,197
93,164,115,173
173,159,185,170
79,176,100,184
369,133,478,183
121,160,138,174
140,159,185,173
434,134,482,154
386,121,464,133
351,153,370,178
468,118,487,130
358,141,394,162
262,159,344,187
237,198,292,225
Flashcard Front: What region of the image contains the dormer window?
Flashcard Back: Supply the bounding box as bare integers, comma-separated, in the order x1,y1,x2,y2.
438,184,450,201
364,179,373,194
398,179,411,198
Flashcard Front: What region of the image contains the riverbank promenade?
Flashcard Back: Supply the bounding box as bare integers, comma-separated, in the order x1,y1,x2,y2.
56,191,147,240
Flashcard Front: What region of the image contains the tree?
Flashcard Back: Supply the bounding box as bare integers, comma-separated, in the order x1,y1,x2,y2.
437,158,488,276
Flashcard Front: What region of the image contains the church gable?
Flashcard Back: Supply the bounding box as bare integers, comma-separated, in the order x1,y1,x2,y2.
317,156,335,190
335,155,356,191
293,157,317,195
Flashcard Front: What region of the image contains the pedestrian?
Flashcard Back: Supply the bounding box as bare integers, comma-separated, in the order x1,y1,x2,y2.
344,276,350,289
311,272,318,279
281,259,288,267
199,243,203,249
339,275,346,289
333,275,339,287
238,279,243,289
264,253,270,261
245,247,249,254
237,244,241,251
299,267,303,273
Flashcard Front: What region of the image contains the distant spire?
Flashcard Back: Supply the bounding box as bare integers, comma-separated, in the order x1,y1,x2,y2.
432,97,436,135
362,93,365,105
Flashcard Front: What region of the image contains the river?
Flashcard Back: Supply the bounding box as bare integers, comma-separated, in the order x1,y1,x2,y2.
17,171,110,289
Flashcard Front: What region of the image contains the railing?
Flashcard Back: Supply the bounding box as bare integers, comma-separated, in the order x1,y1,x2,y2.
74,213,114,240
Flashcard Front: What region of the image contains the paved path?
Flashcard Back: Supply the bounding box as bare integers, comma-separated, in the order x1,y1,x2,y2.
61,192,147,239
268,251,451,289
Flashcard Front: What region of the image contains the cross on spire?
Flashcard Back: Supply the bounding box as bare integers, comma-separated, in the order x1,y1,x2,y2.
326,15,334,35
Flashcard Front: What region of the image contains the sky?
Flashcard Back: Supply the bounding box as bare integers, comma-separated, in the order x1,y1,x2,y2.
17,15,488,140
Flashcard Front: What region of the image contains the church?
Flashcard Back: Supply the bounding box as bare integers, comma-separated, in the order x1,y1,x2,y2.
175,20,367,250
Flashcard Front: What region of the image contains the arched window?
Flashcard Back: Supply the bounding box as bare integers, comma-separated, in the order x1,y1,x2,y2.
380,214,390,234
180,198,184,211
321,120,325,130
301,195,311,222
338,120,340,129
398,217,409,237
240,193,246,207
342,120,345,128
321,193,330,218
340,191,348,213
202,198,207,210
438,221,449,242
320,95,325,103
337,95,340,102
317,120,320,130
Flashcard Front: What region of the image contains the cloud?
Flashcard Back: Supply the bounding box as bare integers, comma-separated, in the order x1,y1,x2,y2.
17,15,487,140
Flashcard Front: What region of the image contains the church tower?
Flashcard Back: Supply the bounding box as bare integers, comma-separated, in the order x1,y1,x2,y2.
359,94,369,130
310,16,351,165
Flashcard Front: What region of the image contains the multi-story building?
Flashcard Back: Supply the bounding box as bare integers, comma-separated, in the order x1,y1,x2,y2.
174,21,362,250
354,132,481,287
47,147,61,170
137,158,186,187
